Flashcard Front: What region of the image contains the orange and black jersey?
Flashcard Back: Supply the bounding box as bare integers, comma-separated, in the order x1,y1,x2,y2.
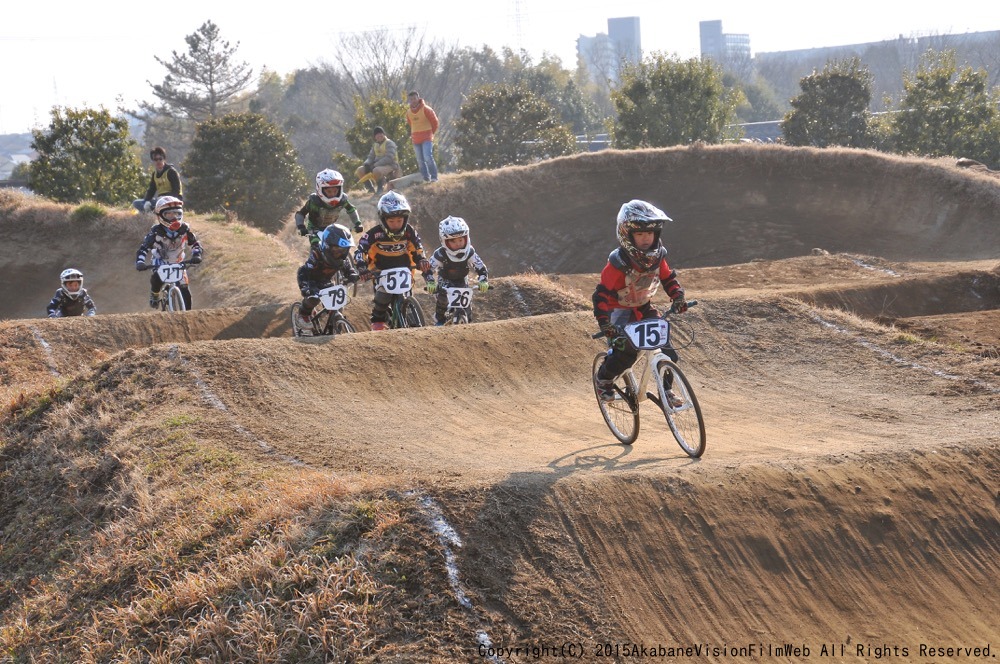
354,225,427,271
592,247,682,324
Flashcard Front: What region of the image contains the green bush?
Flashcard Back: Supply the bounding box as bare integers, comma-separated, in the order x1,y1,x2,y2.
69,202,108,223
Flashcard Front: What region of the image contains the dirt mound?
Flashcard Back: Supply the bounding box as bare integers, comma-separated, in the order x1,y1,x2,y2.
2,295,998,658
3,148,1000,659
405,144,1000,275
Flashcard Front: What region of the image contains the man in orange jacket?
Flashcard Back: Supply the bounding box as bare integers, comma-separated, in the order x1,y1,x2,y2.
406,90,440,182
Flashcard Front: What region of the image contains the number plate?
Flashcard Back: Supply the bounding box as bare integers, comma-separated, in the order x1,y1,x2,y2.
444,287,473,310
624,319,670,350
376,267,413,295
156,264,186,284
317,285,348,311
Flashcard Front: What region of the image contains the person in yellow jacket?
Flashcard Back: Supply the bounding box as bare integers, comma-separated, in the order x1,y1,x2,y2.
354,126,402,193
406,90,439,182
132,146,183,213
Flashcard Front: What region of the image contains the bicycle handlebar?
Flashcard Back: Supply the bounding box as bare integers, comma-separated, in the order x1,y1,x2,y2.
590,300,699,339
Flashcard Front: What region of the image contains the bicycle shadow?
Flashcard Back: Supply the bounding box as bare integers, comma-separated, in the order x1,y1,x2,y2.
546,441,701,476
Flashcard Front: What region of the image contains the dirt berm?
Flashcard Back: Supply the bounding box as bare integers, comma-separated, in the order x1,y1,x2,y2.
0,145,998,661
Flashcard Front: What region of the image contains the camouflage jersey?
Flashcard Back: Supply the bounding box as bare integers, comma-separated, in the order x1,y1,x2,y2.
295,194,362,235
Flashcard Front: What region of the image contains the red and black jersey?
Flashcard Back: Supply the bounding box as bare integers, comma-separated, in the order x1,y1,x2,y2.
592,247,682,324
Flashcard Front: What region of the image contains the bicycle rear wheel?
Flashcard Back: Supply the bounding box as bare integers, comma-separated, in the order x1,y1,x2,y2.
402,297,426,328
593,353,639,445
655,359,706,458
167,286,186,312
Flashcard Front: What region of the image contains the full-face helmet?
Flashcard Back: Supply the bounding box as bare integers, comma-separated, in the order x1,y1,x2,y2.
59,268,84,300
155,196,184,237
316,169,345,205
615,199,671,270
438,216,472,262
376,191,411,240
318,223,355,262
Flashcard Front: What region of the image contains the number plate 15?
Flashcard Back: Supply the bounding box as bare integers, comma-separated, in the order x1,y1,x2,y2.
624,319,671,350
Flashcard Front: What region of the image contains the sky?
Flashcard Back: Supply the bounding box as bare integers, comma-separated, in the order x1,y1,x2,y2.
2,1,998,135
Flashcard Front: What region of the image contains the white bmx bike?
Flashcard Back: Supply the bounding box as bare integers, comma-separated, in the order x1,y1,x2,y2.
141,262,194,312
592,303,706,457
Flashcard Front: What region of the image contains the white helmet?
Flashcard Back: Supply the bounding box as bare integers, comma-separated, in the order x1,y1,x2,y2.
376,191,411,240
155,196,184,236
316,169,345,205
616,199,671,270
60,268,84,300
439,216,472,262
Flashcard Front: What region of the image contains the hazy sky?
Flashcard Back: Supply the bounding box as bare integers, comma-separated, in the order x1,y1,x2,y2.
1,1,997,135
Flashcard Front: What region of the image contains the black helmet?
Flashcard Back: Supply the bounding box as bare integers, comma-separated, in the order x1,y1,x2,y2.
318,223,355,262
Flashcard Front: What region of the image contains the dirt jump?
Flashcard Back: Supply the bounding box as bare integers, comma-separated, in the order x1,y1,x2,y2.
1,144,998,662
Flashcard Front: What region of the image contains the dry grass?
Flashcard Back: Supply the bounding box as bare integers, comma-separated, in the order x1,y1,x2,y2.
0,352,459,662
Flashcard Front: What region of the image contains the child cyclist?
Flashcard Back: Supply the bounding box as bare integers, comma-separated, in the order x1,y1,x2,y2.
135,196,203,310
295,169,364,245
294,223,361,332
354,191,431,330
425,216,489,325
46,268,97,317
593,200,689,404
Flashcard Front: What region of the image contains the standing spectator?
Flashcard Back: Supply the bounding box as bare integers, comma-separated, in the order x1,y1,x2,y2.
133,146,183,213
354,126,402,194
406,90,439,183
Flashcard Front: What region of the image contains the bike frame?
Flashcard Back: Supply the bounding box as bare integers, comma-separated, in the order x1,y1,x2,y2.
152,262,191,312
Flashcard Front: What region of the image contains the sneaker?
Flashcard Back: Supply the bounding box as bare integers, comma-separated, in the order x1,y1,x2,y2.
434,321,445,327
370,321,387,331
664,390,684,409
294,312,312,333
595,377,616,402
149,292,160,308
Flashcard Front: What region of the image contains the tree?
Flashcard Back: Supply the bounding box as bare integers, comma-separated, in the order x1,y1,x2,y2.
182,113,307,230
148,20,253,122
338,94,414,185
781,57,876,148
134,21,254,160
887,49,1000,168
453,83,576,171
29,107,145,204
610,54,742,148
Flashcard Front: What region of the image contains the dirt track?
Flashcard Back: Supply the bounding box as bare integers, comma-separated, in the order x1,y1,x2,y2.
2,146,999,660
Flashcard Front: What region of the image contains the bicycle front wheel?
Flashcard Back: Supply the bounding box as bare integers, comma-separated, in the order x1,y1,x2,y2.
655,359,706,458
333,315,356,334
167,286,186,312
593,353,639,445
402,297,426,328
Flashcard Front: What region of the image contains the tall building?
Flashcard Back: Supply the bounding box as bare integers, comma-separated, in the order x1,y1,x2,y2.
699,20,752,80
608,17,641,64
577,16,642,86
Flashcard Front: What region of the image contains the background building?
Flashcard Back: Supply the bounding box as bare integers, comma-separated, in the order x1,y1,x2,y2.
577,16,642,86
